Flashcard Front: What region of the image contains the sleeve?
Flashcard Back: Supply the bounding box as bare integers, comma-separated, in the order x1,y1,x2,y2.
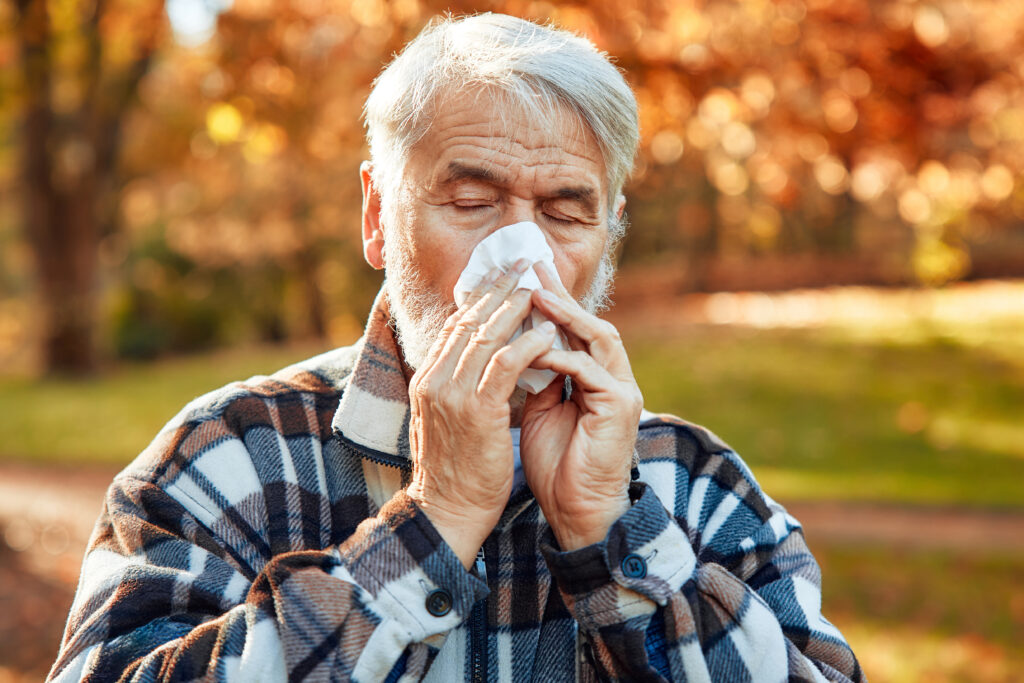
542,477,864,683
48,477,487,682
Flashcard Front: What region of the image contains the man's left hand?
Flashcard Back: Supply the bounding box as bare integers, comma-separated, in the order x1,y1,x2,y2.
520,263,643,551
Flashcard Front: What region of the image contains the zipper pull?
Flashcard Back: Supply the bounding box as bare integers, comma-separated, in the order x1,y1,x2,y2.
474,546,486,581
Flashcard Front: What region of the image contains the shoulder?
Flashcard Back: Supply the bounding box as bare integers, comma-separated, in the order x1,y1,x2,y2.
635,410,776,526
119,342,364,486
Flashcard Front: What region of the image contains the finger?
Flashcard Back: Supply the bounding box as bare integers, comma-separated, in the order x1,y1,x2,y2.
534,261,572,300
452,287,534,386
477,321,558,400
530,348,620,396
432,258,533,380
472,257,534,315
415,266,502,374
531,288,632,377
532,264,590,354
434,264,504,356
458,265,504,312
564,329,587,353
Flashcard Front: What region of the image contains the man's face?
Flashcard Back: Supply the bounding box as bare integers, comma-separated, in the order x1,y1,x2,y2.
367,89,617,369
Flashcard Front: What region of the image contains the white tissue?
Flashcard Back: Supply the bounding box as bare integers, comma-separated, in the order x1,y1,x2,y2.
453,221,568,394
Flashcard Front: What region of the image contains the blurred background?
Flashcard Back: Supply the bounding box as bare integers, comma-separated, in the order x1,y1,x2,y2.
1,0,1023,680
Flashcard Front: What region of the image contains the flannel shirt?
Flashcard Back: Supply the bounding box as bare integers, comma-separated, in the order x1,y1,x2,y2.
50,289,864,682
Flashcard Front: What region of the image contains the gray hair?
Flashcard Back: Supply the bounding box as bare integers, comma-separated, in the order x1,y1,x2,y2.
363,13,639,238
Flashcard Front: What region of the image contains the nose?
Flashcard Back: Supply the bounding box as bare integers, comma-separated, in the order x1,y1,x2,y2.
494,198,537,232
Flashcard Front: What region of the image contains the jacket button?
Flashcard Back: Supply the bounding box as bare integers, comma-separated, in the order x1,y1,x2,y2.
621,553,647,579
425,589,453,617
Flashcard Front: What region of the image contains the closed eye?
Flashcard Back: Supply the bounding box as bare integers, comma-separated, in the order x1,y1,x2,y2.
452,201,493,210
544,212,577,225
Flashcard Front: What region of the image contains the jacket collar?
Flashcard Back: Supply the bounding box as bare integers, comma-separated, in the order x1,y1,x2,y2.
331,289,413,468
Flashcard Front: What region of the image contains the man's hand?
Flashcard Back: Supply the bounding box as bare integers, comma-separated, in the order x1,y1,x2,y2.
521,263,643,551
405,258,558,568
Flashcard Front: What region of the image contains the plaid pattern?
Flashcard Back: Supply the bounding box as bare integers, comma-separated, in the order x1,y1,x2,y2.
50,289,863,682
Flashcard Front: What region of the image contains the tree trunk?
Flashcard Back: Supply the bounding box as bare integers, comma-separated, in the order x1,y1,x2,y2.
30,173,100,375
17,0,158,374
19,0,98,374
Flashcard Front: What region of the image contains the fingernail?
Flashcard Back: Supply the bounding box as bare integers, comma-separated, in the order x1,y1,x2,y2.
484,266,502,283
539,321,555,335
513,258,531,274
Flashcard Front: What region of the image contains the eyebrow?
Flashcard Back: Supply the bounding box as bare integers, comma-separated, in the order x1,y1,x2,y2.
441,162,600,214
441,162,507,187
554,186,597,212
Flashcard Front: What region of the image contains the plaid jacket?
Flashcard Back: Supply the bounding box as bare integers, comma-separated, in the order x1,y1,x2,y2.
50,290,863,682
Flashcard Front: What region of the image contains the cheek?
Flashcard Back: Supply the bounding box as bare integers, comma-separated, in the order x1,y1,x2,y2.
411,230,478,301
551,238,603,300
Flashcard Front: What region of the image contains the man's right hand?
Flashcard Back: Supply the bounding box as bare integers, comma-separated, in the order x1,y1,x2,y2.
404,257,557,569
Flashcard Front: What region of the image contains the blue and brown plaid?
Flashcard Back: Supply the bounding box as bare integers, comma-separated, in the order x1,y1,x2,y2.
49,289,863,681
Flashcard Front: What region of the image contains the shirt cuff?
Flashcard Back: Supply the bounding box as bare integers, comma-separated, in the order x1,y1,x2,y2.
334,489,489,640
542,483,696,627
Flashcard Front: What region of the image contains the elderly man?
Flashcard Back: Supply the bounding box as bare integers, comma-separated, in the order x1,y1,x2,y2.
51,13,862,683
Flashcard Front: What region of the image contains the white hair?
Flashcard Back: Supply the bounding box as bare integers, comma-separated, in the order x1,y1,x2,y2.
367,14,636,369
363,12,639,238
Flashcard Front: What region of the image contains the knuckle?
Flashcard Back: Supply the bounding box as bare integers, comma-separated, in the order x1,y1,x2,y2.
490,348,517,372
470,326,498,347
496,271,522,292
600,320,622,341
453,317,480,336
435,385,463,412
629,390,644,413
495,266,515,283
496,297,523,319
411,379,432,403
421,375,446,400
435,391,455,412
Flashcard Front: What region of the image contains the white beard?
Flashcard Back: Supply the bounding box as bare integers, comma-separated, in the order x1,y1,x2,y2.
385,236,616,372
384,237,456,372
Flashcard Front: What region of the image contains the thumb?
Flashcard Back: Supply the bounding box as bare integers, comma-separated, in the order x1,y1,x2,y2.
523,372,566,417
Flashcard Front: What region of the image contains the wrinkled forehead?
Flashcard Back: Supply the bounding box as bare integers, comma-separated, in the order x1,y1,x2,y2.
409,85,606,186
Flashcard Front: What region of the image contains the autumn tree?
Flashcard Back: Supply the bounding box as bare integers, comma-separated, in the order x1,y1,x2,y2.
141,0,1023,308
12,0,164,373
5,0,1022,367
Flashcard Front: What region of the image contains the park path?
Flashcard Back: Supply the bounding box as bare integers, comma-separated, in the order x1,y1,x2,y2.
4,462,1023,560
2,461,1023,680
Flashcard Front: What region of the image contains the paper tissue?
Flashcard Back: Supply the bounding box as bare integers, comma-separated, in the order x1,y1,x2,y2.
452,221,568,393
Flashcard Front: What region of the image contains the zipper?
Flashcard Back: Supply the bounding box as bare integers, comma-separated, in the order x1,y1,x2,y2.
337,427,489,679
470,542,488,682
333,429,411,470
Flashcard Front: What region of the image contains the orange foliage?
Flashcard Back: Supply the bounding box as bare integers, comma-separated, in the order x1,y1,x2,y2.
132,1,1024,287
3,0,1024,359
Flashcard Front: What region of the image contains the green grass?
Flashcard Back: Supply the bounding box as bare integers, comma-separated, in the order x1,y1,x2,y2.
817,544,1024,652
2,294,1022,683
0,342,324,466
626,320,1024,508
816,543,1024,682
2,300,1023,508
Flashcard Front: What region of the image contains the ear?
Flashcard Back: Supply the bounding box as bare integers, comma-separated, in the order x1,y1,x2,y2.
361,161,386,270
613,194,627,221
